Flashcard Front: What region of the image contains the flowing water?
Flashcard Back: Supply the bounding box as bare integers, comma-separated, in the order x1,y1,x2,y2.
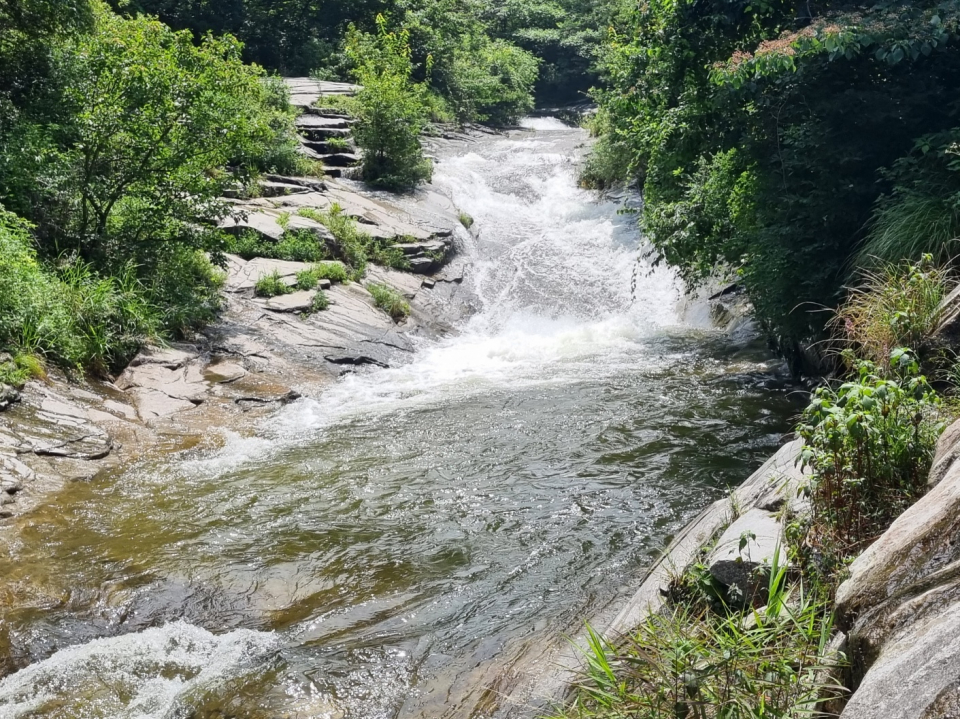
0,120,802,719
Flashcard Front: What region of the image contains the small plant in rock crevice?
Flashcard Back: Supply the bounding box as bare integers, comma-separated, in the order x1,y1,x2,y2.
254,270,291,298
832,255,955,370
367,282,409,321
560,546,844,719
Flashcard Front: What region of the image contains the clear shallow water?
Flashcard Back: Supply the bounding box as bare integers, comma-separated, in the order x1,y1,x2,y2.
0,119,802,719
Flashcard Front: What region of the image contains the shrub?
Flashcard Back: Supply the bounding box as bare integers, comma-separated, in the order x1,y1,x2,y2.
311,261,349,284
0,206,159,375
443,37,539,124
325,136,351,152
366,282,410,321
295,269,319,290
798,349,944,554
346,17,432,192
458,211,474,229
226,228,331,263
254,270,291,298
147,247,224,337
832,256,954,368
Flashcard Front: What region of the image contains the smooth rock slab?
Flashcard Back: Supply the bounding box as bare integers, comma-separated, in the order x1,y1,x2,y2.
835,454,960,624
265,290,322,313
707,508,786,598
841,592,960,719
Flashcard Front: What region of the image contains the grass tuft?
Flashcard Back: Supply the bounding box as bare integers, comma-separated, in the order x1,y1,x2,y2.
366,282,409,321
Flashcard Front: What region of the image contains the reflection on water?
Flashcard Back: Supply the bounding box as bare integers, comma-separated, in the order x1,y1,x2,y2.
0,120,802,719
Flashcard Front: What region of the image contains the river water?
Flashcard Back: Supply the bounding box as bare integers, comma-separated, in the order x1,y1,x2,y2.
0,120,801,718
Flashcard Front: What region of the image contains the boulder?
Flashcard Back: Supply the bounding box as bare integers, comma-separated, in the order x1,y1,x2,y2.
707,508,786,599
928,417,960,488
0,384,19,411
258,180,308,197
219,211,284,242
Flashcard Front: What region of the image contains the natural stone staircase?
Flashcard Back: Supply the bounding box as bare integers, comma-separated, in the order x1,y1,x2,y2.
285,78,361,178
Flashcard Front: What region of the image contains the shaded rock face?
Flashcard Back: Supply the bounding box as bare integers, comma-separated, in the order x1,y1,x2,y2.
835,417,960,718
707,508,787,602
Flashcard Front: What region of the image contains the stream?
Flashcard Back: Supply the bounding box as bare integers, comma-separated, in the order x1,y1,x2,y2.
0,119,802,719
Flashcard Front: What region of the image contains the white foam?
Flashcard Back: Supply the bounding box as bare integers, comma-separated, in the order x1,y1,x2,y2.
0,622,276,719
179,121,685,473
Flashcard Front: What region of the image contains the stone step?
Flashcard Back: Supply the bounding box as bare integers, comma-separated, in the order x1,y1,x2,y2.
295,115,353,130
315,152,361,168
302,140,356,155
297,126,352,141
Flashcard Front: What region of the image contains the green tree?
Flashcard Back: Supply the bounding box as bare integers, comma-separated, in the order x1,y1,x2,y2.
347,16,432,191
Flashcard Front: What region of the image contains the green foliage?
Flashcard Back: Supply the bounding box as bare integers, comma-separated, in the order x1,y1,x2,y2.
253,271,291,298
592,0,960,361
294,262,348,289
458,211,474,229
312,261,350,284
860,129,960,266
346,17,433,191
0,206,161,374
367,282,410,320
310,289,330,312
832,256,953,368
561,588,840,719
227,228,332,264
325,136,351,152
798,350,944,553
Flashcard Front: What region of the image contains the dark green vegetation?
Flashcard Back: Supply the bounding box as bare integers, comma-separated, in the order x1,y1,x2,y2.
0,0,305,381
588,0,960,368
563,260,952,718
108,0,612,107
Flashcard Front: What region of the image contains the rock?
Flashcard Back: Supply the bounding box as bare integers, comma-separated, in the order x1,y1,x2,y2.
316,152,360,167
295,115,352,130
730,438,810,515
224,256,319,294
265,290,319,313
284,77,359,108
840,584,960,719
0,384,19,411
928,417,960,488
407,257,437,274
324,352,389,368
835,453,960,625
297,126,352,142
258,181,308,197
202,361,247,384
707,508,786,600
421,279,436,289
219,211,284,242
262,174,327,192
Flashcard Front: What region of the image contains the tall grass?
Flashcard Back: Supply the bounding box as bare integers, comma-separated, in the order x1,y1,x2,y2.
858,192,960,266
832,255,954,367
561,555,842,719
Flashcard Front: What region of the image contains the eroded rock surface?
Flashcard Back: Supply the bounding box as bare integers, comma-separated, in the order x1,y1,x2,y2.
835,417,960,718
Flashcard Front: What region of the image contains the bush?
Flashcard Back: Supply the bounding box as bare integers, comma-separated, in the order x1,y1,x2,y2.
831,256,954,368
562,570,840,719
226,228,331,263
346,17,433,192
254,270,291,298
367,282,410,320
0,206,161,376
443,37,539,124
798,349,944,554
312,261,349,283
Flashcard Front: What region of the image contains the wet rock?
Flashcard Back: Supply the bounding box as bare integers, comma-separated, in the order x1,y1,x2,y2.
324,352,389,368
928,417,960,488
707,508,786,600
0,384,20,411
317,152,360,167
285,77,359,108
